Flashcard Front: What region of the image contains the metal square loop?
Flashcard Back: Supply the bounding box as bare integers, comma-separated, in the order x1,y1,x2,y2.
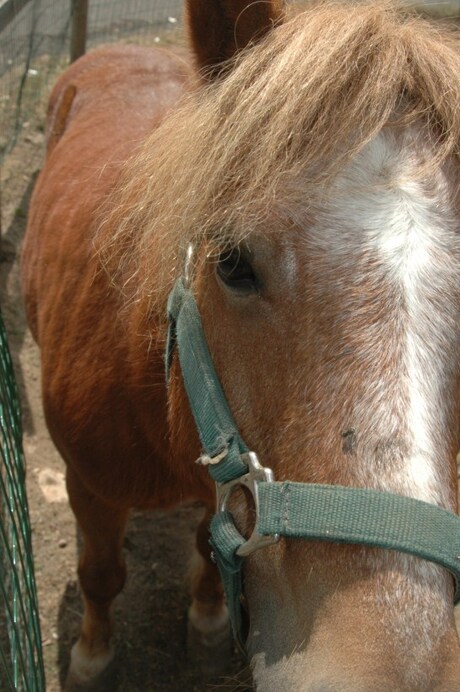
216,451,280,557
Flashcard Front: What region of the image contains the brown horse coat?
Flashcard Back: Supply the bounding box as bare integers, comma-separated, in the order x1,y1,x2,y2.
22,1,460,689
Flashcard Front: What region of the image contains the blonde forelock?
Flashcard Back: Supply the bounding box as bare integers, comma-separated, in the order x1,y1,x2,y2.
97,1,460,317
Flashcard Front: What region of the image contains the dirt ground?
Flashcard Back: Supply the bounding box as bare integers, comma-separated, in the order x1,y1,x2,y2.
1,122,250,690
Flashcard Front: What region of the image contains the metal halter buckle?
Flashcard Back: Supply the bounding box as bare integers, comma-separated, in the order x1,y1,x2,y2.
216,451,280,557
183,244,195,288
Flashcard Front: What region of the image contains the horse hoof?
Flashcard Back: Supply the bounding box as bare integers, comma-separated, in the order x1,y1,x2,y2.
64,640,117,691
187,604,232,674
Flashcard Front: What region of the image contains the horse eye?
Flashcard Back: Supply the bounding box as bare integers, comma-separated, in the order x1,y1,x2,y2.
216,247,258,293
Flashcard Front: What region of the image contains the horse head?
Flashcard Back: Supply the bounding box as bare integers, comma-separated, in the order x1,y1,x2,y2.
158,2,460,687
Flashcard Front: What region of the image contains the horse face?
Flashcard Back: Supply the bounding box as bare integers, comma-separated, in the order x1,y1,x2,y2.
193,128,460,688
168,1,460,685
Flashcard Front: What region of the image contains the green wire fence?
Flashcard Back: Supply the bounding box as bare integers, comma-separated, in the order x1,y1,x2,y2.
0,311,45,692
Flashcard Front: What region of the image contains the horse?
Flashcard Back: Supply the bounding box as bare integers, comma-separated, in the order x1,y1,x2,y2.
21,0,460,689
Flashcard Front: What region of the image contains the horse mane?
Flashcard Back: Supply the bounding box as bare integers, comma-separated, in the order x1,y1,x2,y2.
98,1,460,320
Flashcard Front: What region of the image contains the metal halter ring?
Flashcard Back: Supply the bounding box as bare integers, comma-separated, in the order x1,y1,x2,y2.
216,452,280,557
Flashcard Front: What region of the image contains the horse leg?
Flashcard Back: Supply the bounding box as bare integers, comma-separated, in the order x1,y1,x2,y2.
65,466,128,688
187,506,231,672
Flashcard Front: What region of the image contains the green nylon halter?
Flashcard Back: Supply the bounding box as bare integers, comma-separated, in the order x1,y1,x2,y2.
166,276,460,651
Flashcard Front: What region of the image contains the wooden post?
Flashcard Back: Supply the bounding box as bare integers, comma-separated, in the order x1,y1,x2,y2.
70,0,88,63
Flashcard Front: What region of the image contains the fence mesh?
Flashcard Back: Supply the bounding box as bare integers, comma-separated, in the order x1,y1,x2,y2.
1,0,183,164
0,311,45,692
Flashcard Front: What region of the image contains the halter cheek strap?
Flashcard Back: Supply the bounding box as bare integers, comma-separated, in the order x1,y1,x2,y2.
166,276,248,483
166,276,460,651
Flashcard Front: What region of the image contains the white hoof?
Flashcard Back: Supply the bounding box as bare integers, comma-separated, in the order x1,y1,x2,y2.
65,638,115,690
187,602,232,673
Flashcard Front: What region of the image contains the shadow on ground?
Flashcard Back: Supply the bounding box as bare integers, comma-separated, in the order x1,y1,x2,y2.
56,507,251,691
0,173,38,435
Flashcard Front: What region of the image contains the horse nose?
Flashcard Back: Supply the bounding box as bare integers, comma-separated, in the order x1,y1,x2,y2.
296,684,364,692
253,673,396,692
306,681,393,692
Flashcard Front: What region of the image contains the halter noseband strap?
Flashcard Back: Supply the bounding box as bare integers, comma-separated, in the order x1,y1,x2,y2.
166,275,460,651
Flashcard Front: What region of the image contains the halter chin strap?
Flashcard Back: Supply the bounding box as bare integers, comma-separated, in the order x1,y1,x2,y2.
166,275,460,651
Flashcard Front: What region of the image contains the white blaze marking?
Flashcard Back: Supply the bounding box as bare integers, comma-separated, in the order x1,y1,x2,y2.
378,180,439,502
315,131,457,506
